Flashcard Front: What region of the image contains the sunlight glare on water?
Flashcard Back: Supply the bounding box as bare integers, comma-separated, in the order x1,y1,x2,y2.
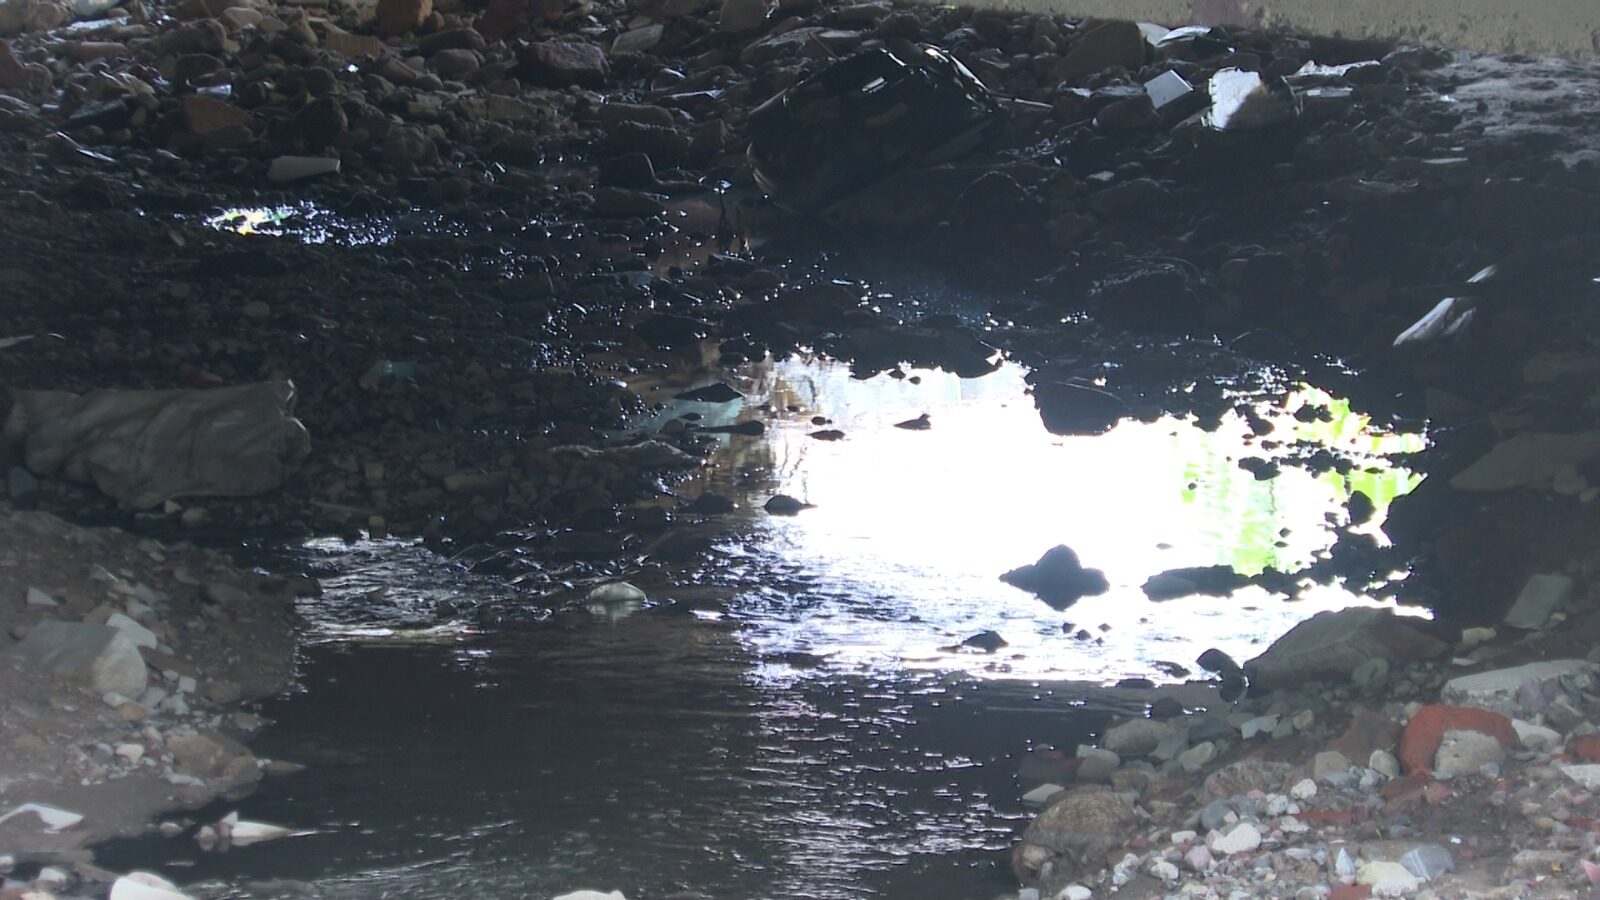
662,357,1425,683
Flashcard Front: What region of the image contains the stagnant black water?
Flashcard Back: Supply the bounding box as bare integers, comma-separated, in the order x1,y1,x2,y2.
100,356,1425,900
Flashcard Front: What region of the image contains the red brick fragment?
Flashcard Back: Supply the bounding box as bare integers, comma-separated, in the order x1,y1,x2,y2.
1398,704,1516,774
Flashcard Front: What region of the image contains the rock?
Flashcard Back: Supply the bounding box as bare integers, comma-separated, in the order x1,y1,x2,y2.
1055,19,1145,82
1449,432,1600,491
611,24,663,54
166,731,259,783
1075,747,1119,783
1243,608,1445,692
1209,821,1261,856
180,95,253,137
1558,764,1600,789
1434,728,1506,777
1351,657,1390,689
764,494,810,516
1240,714,1277,739
551,893,626,900
586,582,645,604
517,41,609,89
1399,844,1454,881
432,48,482,80
11,620,148,696
1032,381,1128,435
1142,565,1246,600
999,545,1109,608
1177,741,1215,772
219,812,293,846
1369,749,1400,778
1440,659,1594,718
1202,758,1293,801
375,0,431,36
384,125,438,173
1013,789,1140,884
268,156,340,183
1399,705,1515,775
1289,778,1317,800
7,381,310,509
1101,719,1179,757
1357,860,1419,896
717,0,768,32
26,586,56,606
1312,750,1352,781
1197,648,1241,675
105,612,158,649
959,630,1007,652
1501,574,1575,630
1022,783,1066,806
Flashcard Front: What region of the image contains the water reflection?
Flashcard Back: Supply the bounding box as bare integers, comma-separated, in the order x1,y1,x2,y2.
646,358,1423,682
205,204,408,246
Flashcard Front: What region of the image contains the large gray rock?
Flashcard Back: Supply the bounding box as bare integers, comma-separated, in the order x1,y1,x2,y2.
11,620,147,696
1243,608,1446,692
1441,660,1595,718
4,381,310,509
1100,719,1182,758
1012,788,1139,888
1449,432,1600,491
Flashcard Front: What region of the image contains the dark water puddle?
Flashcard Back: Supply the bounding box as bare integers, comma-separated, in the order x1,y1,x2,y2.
97,355,1425,899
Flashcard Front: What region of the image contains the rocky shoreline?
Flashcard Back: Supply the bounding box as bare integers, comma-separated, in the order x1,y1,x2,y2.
2,0,1600,891
0,508,303,894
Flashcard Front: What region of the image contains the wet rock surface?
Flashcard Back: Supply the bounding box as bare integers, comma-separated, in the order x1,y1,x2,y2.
0,0,1597,893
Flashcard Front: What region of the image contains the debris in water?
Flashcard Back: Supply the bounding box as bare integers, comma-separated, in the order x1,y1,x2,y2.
893,413,931,430
218,811,298,846
1032,381,1129,436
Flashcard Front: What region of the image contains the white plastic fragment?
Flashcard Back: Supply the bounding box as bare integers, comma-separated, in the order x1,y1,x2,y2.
0,803,85,832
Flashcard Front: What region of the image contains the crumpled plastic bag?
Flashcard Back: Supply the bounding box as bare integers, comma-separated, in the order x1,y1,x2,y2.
4,380,311,509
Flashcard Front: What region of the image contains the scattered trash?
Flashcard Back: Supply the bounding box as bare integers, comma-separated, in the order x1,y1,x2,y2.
0,803,86,832
1203,68,1294,130
218,811,297,846
747,45,1004,213
4,380,311,509
109,873,194,900
1143,70,1195,111
1393,296,1475,347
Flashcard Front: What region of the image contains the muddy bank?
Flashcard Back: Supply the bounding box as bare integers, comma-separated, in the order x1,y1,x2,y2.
0,509,301,879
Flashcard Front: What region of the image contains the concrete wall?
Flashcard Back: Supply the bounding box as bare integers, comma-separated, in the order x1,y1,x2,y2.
966,0,1599,58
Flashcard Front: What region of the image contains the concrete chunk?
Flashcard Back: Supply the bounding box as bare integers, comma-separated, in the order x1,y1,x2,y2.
10,620,148,697
1502,574,1574,630
1441,659,1594,718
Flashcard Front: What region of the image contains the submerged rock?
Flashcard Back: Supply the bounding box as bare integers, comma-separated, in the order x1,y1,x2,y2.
1000,545,1109,608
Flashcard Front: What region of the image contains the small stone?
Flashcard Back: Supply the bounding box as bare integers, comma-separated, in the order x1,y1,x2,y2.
1210,821,1261,856
1289,778,1317,800
115,743,145,764
1358,860,1419,896
375,0,431,35
1312,750,1352,781
1351,657,1390,688
1369,749,1400,779
26,586,57,606
1240,714,1277,739
1177,741,1216,772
